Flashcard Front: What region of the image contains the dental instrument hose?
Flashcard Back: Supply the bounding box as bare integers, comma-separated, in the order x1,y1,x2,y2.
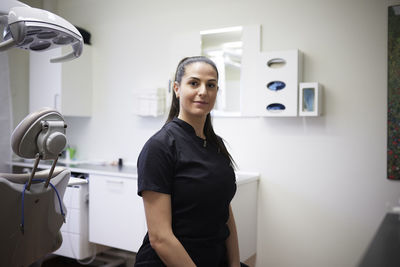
20,179,65,234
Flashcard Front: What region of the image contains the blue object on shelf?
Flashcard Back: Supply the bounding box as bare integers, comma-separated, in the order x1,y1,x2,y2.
267,81,286,91
303,88,315,112
267,103,286,111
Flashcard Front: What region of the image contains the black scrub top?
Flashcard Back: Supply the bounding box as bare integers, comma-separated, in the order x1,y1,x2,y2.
135,117,237,267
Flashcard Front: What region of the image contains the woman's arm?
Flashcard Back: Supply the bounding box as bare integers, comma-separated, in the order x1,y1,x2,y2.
225,205,241,267
142,190,196,267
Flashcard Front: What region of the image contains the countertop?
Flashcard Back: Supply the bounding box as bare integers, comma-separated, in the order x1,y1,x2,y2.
358,212,400,267
9,159,137,178
9,160,260,185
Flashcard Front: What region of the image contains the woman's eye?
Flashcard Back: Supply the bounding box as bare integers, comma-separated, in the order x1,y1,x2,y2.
208,83,216,88
189,81,198,86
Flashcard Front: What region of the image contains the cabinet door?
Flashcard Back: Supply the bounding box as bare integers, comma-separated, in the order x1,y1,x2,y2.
231,181,258,262
61,45,92,117
29,45,92,116
89,174,146,252
29,49,62,113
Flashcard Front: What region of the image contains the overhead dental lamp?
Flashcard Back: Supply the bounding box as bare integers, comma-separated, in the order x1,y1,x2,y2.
0,0,83,63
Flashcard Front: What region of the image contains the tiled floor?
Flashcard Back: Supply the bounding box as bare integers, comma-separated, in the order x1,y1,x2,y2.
42,256,130,267
42,252,255,267
42,249,136,267
42,256,94,267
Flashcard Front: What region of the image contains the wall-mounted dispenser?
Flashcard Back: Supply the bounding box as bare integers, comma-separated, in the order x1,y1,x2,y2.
299,82,322,116
134,88,166,117
241,49,303,117
263,49,302,117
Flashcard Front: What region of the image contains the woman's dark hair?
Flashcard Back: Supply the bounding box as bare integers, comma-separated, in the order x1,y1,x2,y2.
166,56,236,168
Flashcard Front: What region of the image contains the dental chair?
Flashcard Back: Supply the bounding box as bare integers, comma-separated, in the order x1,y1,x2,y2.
0,107,70,267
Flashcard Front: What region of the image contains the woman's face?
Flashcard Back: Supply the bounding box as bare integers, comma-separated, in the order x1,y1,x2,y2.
174,62,218,121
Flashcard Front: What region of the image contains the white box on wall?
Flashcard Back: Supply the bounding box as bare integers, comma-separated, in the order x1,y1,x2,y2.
299,82,322,117
134,88,166,117
241,49,303,117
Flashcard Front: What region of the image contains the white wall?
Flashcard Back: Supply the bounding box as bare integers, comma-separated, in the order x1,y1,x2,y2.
19,0,400,266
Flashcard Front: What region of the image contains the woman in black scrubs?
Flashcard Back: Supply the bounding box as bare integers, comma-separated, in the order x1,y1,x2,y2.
135,56,244,266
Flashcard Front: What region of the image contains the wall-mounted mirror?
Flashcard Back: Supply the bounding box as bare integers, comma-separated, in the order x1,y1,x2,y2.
200,25,260,117
201,26,243,116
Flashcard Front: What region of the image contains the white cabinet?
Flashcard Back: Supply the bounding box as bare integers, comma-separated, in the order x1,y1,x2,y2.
29,44,92,117
232,174,259,262
88,174,147,252
54,181,97,259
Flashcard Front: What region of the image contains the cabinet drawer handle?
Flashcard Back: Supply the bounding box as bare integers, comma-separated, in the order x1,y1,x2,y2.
54,94,60,110
105,179,124,184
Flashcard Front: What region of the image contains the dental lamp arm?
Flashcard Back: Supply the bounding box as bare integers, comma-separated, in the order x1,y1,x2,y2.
0,0,28,15
0,15,16,50
0,36,16,51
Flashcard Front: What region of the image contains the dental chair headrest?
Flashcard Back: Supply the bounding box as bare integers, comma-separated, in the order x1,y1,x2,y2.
12,108,67,160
